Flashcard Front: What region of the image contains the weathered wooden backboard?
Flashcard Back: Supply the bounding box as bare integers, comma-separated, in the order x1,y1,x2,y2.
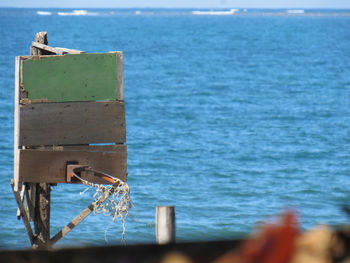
14,52,126,191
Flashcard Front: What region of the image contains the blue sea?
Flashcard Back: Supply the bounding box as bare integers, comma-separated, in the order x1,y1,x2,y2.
0,8,350,249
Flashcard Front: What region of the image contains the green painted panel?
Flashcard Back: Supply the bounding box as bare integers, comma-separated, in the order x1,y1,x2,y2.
21,53,119,102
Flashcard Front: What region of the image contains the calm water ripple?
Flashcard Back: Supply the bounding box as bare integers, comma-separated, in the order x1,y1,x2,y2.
0,8,350,249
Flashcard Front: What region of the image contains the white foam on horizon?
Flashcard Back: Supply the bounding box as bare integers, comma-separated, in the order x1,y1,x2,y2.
57,10,98,16
192,9,238,15
37,11,52,16
286,9,305,14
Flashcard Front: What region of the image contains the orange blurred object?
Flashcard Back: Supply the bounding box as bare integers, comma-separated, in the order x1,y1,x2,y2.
214,210,299,263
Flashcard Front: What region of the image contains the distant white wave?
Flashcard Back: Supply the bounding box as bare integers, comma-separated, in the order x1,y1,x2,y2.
135,10,141,15
192,9,238,15
58,10,98,16
286,9,305,14
37,11,52,16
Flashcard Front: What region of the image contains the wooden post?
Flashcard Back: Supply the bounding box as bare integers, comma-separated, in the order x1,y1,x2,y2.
156,206,175,244
29,32,52,248
30,32,53,56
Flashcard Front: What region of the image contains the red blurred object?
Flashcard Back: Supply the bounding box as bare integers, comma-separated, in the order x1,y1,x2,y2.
214,210,299,263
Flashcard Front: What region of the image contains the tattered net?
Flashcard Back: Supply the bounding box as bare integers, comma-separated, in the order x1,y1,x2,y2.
72,168,132,244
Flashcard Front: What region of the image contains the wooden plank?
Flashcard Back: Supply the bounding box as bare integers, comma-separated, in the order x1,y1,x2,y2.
54,47,86,55
13,56,21,192
19,145,127,184
16,184,26,219
19,101,126,146
30,42,56,55
11,180,35,246
31,42,85,55
25,183,36,222
21,53,122,102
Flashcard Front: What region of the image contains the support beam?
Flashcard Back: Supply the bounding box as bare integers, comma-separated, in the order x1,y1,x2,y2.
11,180,34,246
30,32,51,249
25,183,36,221
33,183,51,248
16,184,26,220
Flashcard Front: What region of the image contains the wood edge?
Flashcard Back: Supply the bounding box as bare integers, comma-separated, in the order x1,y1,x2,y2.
109,51,124,101
118,52,124,101
19,54,64,60
108,51,123,55
21,144,126,152
14,56,21,192
20,99,121,104
20,100,125,105
21,52,121,60
54,47,85,54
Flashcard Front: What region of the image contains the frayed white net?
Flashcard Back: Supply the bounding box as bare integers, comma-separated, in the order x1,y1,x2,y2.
74,174,132,244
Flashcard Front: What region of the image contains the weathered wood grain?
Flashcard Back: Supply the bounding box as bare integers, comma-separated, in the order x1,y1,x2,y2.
33,183,51,248
19,145,127,184
31,42,85,55
19,101,126,146
30,32,53,56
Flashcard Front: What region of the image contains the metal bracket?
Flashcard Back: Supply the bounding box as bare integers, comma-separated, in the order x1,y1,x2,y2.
66,164,88,183
66,163,120,184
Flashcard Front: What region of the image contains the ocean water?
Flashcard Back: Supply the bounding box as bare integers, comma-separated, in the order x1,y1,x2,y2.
0,8,350,249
